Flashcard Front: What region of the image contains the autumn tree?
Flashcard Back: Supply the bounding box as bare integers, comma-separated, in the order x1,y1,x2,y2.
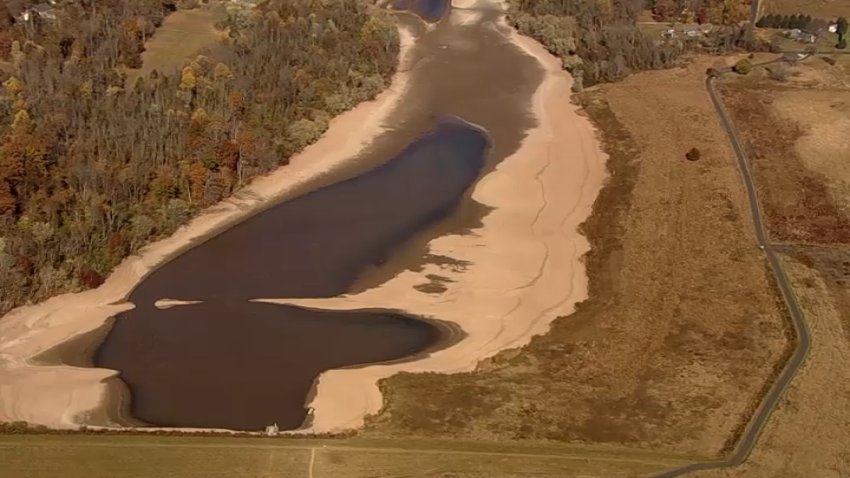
653,0,670,21
0,0,401,313
213,62,233,82
733,58,752,74
179,66,197,90
685,147,701,161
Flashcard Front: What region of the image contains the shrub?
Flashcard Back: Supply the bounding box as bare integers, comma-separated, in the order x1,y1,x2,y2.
733,58,753,75
78,265,105,289
685,147,701,161
287,118,326,150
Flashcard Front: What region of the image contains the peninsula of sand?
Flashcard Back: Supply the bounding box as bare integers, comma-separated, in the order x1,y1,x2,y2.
0,0,607,432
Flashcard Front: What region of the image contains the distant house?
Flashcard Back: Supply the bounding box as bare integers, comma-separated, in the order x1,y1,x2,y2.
807,19,838,35
660,23,713,41
32,3,55,20
785,28,817,43
782,52,807,64
19,2,56,22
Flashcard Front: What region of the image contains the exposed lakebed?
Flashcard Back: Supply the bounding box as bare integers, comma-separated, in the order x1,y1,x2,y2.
93,0,545,432
95,119,488,430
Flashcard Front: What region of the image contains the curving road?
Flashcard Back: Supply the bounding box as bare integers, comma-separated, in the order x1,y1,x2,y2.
654,62,813,477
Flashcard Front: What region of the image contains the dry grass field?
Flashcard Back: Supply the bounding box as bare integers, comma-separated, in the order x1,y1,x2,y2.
695,253,850,478
718,58,850,245
773,92,850,214
0,435,693,477
125,8,224,85
364,57,790,458
763,0,850,19
687,53,850,477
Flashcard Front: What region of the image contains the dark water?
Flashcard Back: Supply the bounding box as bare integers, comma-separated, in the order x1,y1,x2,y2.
128,119,488,303
95,119,488,430
391,0,450,22
94,0,546,431
97,303,442,430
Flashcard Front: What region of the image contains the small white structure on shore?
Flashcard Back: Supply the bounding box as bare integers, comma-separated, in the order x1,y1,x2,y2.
265,423,279,437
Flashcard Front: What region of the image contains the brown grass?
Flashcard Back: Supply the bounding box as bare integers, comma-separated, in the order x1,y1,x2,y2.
363,58,789,457
125,8,224,85
718,81,850,245
772,90,850,214
763,0,850,19
695,250,850,477
681,56,850,477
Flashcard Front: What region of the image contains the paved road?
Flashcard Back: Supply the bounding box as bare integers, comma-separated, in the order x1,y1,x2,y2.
653,62,813,477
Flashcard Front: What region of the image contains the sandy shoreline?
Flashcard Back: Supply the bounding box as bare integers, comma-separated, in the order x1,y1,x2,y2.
0,25,416,429
267,3,608,434
0,0,608,434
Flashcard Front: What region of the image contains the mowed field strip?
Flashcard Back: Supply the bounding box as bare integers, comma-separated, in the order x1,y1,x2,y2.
0,434,703,478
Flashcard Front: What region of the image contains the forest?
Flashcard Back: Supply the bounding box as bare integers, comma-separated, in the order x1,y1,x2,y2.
0,0,399,313
508,0,756,86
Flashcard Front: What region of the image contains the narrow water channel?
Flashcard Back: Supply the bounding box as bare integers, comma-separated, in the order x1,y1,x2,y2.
391,0,450,21
93,0,543,431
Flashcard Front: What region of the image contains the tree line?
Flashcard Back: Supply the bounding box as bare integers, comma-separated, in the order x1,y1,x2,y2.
755,13,812,30
650,0,751,25
509,0,681,86
508,0,762,86
0,0,399,313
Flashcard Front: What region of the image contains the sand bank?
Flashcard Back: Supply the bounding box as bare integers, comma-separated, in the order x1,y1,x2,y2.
0,26,416,429
263,0,609,433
